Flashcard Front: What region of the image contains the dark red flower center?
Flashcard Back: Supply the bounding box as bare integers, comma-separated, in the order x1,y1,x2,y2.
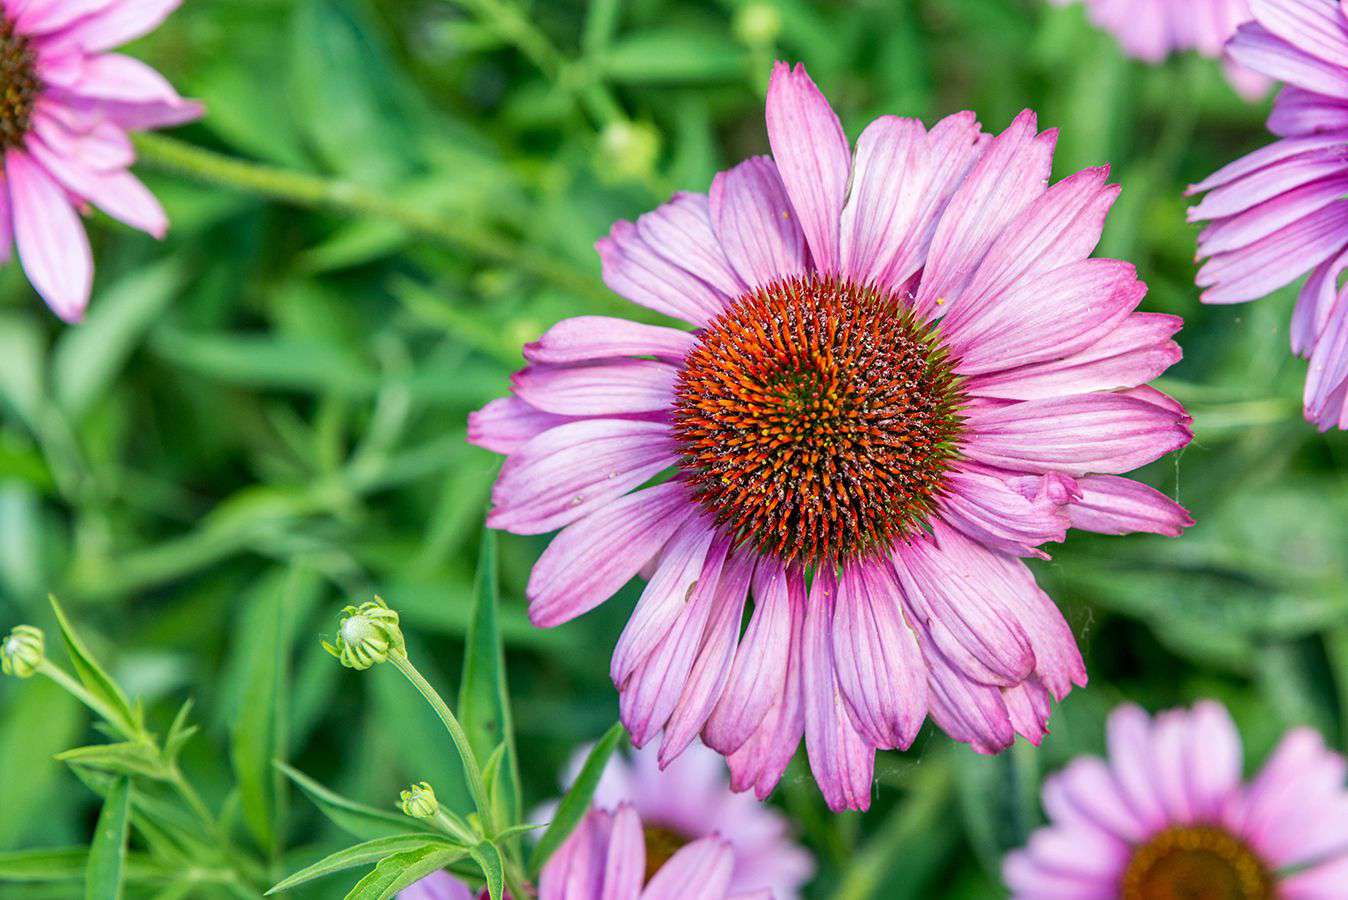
0,17,38,151
672,274,965,565
1121,826,1274,900
642,824,692,884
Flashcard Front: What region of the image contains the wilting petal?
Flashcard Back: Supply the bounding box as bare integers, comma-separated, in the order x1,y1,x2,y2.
940,464,1073,557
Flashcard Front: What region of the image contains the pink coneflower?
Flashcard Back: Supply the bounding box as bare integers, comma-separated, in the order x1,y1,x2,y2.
1189,0,1348,431
540,803,771,900
0,0,202,322
1004,701,1348,898
1052,0,1268,98
543,740,813,897
471,61,1193,811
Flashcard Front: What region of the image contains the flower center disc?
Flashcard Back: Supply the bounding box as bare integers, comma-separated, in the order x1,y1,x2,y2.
1121,826,1274,900
673,275,965,565
642,824,691,884
0,17,38,150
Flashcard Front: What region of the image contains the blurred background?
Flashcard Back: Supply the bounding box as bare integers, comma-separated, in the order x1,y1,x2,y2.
2,0,1346,897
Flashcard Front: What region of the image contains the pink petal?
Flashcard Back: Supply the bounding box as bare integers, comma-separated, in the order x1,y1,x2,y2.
1184,700,1243,821
914,110,1056,321
597,220,728,326
962,392,1193,476
921,638,1016,754
511,360,677,416
1269,86,1348,138
539,808,612,900
1228,20,1348,96
640,836,734,900
1067,475,1193,537
635,192,746,299
7,149,93,323
1292,247,1348,357
945,259,1142,376
1187,132,1348,195
489,419,676,535
611,521,718,686
524,316,696,365
940,464,1073,557
1104,704,1169,832
50,0,183,55
599,805,645,900
838,115,932,288
702,561,795,756
801,568,875,812
1042,757,1149,844
764,61,850,275
398,871,475,900
27,134,167,236
830,560,927,749
527,482,695,627
1197,200,1348,304
63,53,185,105
709,155,807,289
467,396,573,455
15,0,113,35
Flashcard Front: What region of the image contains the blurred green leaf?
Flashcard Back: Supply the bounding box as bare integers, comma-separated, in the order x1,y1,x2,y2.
56,743,164,781
528,722,626,877
600,28,747,83
955,744,1041,879
341,844,466,900
267,835,464,895
458,529,521,825
279,763,429,841
48,596,139,738
84,776,131,900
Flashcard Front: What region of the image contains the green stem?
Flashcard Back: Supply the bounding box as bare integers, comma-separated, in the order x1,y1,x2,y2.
37,661,132,739
132,134,608,303
389,653,497,838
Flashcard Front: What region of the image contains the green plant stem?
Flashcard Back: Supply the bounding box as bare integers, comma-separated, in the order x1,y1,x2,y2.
132,134,608,303
388,653,497,838
36,660,132,739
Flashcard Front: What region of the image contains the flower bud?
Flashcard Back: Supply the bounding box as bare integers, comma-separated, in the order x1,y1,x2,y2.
400,781,438,819
597,120,661,184
734,2,782,46
322,597,405,670
1,625,44,679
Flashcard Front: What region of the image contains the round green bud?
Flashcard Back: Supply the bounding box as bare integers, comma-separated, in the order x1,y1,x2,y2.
734,2,783,46
400,782,438,820
1,625,44,679
323,597,405,670
597,120,661,185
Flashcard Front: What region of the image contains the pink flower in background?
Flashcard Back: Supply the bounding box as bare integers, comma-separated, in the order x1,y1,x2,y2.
0,0,202,322
1190,0,1348,431
399,872,477,900
471,61,1193,811
540,804,771,900
1051,0,1268,98
544,740,813,898
1004,701,1348,898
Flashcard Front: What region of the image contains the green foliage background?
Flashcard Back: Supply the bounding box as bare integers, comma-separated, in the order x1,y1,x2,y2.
2,0,1347,897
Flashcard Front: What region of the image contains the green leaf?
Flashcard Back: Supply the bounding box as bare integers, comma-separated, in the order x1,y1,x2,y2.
0,848,169,885
267,835,464,895
163,700,199,765
954,743,1041,879
56,742,166,780
53,260,183,422
342,845,465,900
278,763,429,841
468,842,504,900
85,776,132,900
48,596,139,738
528,722,626,877
458,528,521,825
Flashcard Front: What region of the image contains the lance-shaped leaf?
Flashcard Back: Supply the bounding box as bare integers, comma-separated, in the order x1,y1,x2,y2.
527,722,626,877
85,776,132,900
278,763,431,841
267,835,464,895
342,844,466,900
49,596,139,738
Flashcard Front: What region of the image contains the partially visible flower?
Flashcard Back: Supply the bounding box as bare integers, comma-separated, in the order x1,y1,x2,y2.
472,61,1192,811
1189,0,1348,431
543,740,812,898
541,803,769,900
1004,701,1348,897
398,871,477,900
0,0,203,322
1050,0,1268,98
1,624,43,678
400,782,439,820
323,597,405,670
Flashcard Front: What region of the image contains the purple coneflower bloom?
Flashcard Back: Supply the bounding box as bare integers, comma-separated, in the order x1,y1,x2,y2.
470,61,1193,811
1190,0,1348,431
1005,701,1348,898
0,0,202,322
1051,0,1268,98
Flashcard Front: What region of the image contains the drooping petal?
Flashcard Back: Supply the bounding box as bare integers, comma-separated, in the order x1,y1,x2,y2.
830,560,927,749
527,482,695,627
801,568,875,812
940,464,1074,557
7,149,93,323
1067,475,1193,537
764,61,851,275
